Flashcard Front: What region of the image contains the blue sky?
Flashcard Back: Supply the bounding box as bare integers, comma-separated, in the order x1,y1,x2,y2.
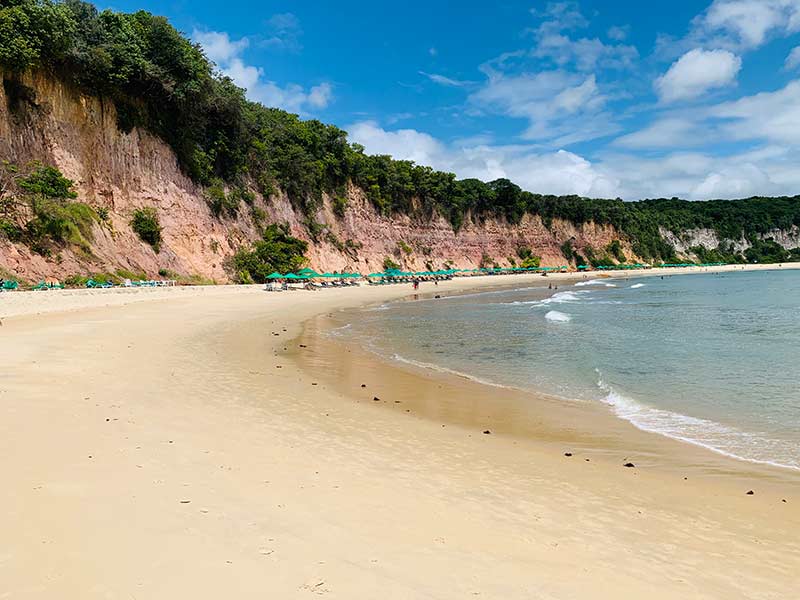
110,0,800,200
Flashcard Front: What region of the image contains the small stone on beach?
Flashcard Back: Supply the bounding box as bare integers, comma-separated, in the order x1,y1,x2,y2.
483,430,491,435
564,452,572,457
361,384,366,388
623,462,635,468
746,490,754,495
373,396,380,401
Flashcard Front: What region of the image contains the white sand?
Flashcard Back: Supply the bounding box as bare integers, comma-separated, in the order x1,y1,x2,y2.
1,265,799,599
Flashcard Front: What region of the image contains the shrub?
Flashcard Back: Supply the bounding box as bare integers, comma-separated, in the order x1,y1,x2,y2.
206,181,240,217
131,207,162,252
398,240,413,254
230,223,308,283
606,239,626,263
0,218,22,241
383,257,400,271
27,198,97,252
332,195,347,218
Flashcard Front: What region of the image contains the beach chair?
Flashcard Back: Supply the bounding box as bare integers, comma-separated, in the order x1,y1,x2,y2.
32,281,49,291
1,280,18,291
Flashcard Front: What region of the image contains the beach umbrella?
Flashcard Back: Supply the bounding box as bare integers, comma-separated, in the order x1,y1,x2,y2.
266,272,284,279
284,273,301,279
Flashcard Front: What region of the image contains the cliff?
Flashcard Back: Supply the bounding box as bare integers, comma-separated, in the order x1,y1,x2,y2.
0,71,631,282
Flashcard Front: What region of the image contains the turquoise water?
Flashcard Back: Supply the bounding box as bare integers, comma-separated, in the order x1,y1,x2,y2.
340,270,800,470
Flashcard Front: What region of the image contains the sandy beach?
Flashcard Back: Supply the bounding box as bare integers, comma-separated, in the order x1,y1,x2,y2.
2,264,799,599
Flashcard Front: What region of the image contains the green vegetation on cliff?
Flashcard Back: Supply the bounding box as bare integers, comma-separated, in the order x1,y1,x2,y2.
2,0,800,264
230,223,308,283
0,161,97,254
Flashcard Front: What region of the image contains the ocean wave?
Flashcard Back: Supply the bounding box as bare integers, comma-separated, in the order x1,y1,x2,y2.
595,370,799,471
575,280,617,287
366,303,391,311
326,323,353,337
390,353,519,390
545,310,571,322
630,283,645,289
541,290,588,304
502,289,589,307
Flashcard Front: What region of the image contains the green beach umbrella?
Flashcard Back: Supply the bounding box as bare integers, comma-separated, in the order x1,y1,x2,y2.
266,272,284,279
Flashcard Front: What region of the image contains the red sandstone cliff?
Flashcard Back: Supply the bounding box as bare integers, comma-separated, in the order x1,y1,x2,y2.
0,71,634,282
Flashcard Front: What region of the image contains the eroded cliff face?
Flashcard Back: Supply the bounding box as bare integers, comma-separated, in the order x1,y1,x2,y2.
660,226,800,258
1,71,632,282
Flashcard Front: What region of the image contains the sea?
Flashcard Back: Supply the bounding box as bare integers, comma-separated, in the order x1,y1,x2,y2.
337,269,800,470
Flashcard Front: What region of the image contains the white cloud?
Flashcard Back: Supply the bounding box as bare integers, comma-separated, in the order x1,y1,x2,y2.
347,121,619,197
347,121,446,166
419,71,474,87
785,46,800,69
599,148,796,200
349,122,800,201
613,117,706,149
655,48,741,102
607,25,629,41
527,2,638,71
193,30,249,64
614,78,800,151
698,0,800,49
192,29,332,113
262,12,303,51
712,79,800,144
469,70,617,143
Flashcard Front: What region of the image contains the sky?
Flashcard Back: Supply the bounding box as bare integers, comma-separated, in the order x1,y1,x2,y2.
108,0,800,201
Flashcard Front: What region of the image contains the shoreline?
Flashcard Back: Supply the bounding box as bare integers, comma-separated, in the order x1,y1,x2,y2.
301,269,800,476
2,263,800,598
294,300,800,488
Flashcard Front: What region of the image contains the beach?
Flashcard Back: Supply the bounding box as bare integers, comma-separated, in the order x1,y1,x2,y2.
2,264,799,599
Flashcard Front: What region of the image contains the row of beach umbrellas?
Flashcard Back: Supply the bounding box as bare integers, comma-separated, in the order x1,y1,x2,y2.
265,265,572,280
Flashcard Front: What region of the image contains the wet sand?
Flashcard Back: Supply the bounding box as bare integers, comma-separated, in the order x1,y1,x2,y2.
2,265,799,598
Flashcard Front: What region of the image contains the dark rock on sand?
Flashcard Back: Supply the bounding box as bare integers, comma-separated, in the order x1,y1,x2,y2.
564,452,573,457
483,430,491,435
373,396,380,402
746,490,754,495
361,384,367,388
623,462,635,468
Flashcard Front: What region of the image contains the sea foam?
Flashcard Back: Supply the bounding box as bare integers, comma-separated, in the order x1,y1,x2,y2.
575,280,617,287
545,310,571,322
594,370,799,471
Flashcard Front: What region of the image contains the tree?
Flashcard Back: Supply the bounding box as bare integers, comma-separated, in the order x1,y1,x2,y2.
231,223,308,283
